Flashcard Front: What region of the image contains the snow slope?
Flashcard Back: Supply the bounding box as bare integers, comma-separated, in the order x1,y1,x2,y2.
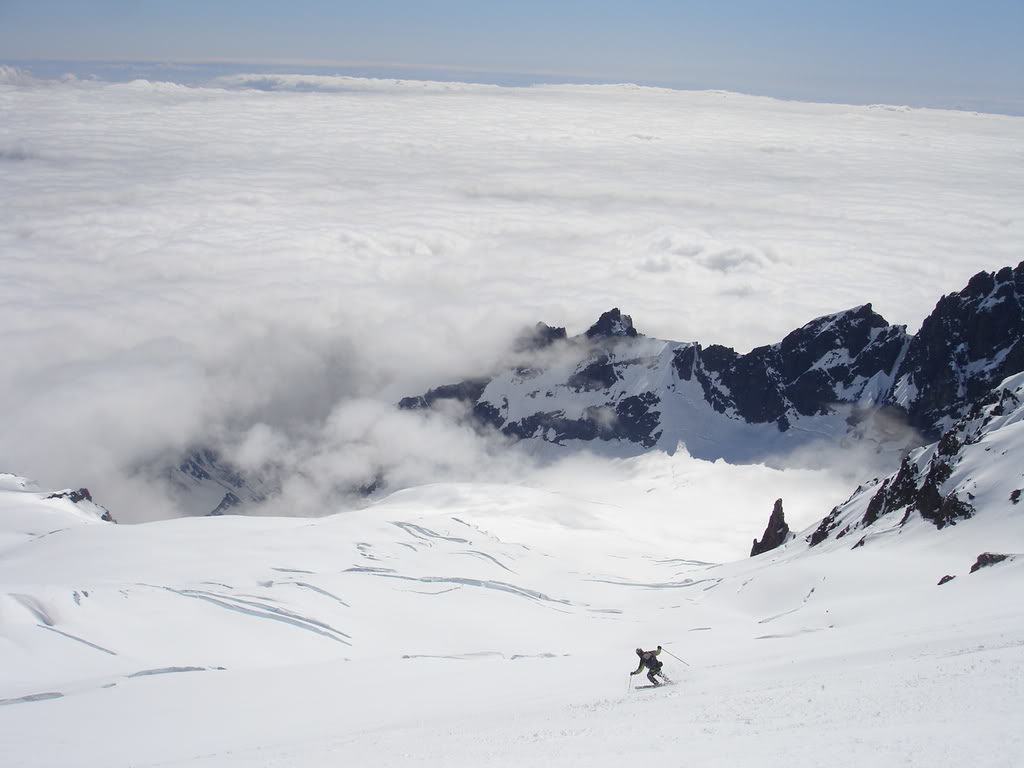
1,458,1022,766
809,371,1024,548
0,474,112,552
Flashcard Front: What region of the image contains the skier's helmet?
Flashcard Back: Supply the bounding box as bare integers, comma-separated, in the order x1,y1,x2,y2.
636,648,643,655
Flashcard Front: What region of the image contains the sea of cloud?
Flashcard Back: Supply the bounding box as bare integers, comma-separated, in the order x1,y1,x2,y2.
1,67,1022,524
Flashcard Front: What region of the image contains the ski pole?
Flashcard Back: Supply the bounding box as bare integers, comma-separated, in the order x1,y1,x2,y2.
661,648,690,667
627,674,633,693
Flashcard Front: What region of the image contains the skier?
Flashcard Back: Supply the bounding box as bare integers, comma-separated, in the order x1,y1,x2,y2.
630,645,670,686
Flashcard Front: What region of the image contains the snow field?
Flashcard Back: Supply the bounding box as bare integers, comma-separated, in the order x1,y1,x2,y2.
1,476,1022,766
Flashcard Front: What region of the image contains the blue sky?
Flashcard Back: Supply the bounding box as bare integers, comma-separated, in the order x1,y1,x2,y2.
1,0,1022,112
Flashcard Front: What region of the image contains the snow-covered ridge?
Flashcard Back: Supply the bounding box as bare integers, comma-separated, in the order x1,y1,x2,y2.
401,302,913,465
806,370,1024,554
403,263,1024,466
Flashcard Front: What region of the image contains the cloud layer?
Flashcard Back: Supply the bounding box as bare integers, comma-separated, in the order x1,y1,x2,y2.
1,73,1021,523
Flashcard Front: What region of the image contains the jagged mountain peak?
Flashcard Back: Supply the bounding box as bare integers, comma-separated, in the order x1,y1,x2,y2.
893,261,1024,438
584,308,639,339
514,322,568,353
778,303,897,362
962,262,1023,301
751,498,793,556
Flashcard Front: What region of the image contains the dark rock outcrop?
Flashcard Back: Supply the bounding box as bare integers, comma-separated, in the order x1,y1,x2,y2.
809,505,842,547
45,487,116,522
751,498,792,556
808,369,1023,550
171,448,272,517
398,378,490,411
862,456,924,527
969,552,1012,573
495,392,663,449
937,574,956,585
568,355,619,392
585,308,638,339
857,427,975,531
515,322,567,352
672,311,887,430
780,304,907,418
668,304,909,430
208,491,240,516
894,262,1024,439
46,488,93,504
179,449,249,491
692,343,790,426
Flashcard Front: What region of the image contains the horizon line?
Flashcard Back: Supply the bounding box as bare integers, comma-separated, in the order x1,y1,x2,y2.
3,57,1022,118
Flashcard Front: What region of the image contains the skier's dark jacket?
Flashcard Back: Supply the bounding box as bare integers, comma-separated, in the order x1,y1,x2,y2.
631,647,662,675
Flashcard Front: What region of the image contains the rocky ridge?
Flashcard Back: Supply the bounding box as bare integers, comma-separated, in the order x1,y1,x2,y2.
403,263,1024,463
807,370,1024,550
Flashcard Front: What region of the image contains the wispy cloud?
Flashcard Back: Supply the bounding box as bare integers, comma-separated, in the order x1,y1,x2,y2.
1,73,1020,522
